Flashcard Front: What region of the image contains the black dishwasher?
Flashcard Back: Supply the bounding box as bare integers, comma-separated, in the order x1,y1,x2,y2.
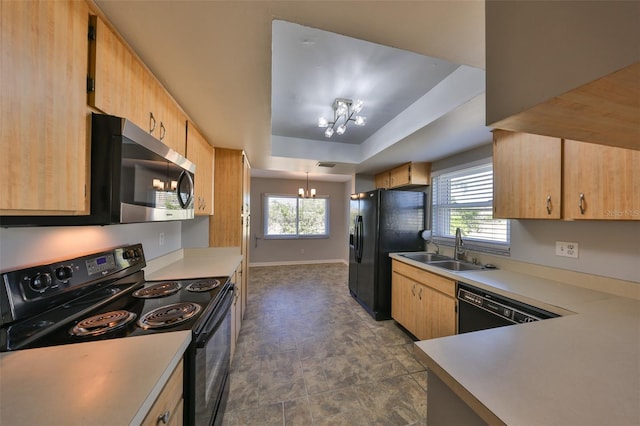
457,282,559,334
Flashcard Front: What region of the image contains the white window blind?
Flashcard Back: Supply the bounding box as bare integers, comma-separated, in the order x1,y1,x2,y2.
432,162,510,254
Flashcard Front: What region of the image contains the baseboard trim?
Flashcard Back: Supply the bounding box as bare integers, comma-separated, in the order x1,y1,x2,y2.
249,259,348,267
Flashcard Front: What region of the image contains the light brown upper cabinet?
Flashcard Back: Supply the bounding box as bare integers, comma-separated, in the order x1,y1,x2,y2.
493,130,639,221
493,130,562,219
1,0,90,215
563,140,640,220
89,15,186,156
375,162,431,189
186,121,214,216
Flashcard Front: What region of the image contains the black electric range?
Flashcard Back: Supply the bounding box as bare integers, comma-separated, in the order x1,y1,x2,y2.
0,243,234,425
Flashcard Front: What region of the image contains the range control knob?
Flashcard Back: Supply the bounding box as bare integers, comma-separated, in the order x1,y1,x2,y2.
30,273,52,292
55,266,73,281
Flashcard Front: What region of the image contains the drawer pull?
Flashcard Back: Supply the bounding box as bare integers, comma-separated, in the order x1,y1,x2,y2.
149,112,156,133
158,410,170,424
546,195,552,214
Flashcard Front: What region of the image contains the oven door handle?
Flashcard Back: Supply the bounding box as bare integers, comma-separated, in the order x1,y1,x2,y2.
195,286,234,348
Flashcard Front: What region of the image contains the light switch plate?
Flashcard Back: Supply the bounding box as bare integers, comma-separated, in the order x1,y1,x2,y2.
556,241,579,258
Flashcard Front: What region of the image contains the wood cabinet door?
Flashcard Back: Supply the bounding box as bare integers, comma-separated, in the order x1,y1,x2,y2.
186,121,213,215
563,140,640,220
389,164,411,188
493,130,562,219
391,270,415,333
159,94,187,157
414,285,456,340
375,172,390,189
90,16,148,130
210,149,244,247
1,0,89,214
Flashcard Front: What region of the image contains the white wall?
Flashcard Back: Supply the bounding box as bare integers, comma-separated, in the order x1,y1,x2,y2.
510,220,639,283
0,221,183,271
181,216,210,248
249,177,350,265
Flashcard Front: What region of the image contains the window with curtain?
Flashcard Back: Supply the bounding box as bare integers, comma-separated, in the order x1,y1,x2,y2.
431,162,510,254
263,194,330,238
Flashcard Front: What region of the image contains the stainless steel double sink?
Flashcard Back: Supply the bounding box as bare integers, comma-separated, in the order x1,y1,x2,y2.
399,252,486,271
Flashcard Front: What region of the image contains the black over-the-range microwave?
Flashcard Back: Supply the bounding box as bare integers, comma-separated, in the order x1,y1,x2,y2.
1,113,196,227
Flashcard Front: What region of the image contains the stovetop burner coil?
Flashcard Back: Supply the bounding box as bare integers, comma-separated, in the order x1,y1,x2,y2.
132,281,182,298
186,279,222,292
138,302,202,330
70,310,137,337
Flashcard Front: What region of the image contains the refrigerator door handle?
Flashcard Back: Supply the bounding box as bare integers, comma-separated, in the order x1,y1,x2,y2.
356,215,364,263
353,217,359,254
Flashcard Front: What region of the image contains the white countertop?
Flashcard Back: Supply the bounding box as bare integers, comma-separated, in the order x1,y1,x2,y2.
0,331,191,426
390,253,640,425
145,247,242,281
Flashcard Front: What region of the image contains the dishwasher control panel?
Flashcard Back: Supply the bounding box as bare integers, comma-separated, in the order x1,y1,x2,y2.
457,283,559,325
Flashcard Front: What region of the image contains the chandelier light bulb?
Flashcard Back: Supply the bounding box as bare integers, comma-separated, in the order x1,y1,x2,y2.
317,117,328,128
354,116,366,126
324,127,334,138
310,188,316,197
353,99,364,113
336,101,348,117
336,124,346,135
298,187,305,197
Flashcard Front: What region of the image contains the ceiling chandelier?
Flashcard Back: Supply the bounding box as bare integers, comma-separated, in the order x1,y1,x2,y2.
317,98,366,138
299,172,316,198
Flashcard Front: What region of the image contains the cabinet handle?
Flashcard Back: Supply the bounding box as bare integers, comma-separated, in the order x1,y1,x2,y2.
411,283,416,297
159,122,166,141
579,193,585,215
546,195,552,215
149,112,156,133
418,287,423,300
158,410,170,424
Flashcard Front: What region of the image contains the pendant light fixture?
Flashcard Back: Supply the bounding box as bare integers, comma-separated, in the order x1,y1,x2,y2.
298,172,316,198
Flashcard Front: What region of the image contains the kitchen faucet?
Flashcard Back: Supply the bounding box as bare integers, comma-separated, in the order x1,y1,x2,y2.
454,227,466,260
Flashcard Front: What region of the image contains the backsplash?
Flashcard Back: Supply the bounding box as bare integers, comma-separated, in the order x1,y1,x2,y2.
0,221,182,272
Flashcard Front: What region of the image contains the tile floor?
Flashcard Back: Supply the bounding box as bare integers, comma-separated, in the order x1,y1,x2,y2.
222,263,428,426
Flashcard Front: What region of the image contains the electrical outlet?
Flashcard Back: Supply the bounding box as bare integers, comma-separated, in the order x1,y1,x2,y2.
555,241,578,258
159,233,165,246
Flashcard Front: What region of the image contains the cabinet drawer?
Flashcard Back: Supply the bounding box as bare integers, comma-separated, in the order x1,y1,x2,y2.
142,360,184,426
392,260,456,298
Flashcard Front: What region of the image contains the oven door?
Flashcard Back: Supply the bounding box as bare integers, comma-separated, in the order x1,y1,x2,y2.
192,285,233,426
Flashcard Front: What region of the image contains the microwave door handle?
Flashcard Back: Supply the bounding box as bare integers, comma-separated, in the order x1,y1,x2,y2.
176,170,194,209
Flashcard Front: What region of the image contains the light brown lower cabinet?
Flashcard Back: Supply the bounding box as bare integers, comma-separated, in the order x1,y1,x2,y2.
391,260,457,340
142,360,184,426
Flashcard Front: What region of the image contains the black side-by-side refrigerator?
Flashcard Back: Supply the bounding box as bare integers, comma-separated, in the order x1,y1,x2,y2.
348,189,426,320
